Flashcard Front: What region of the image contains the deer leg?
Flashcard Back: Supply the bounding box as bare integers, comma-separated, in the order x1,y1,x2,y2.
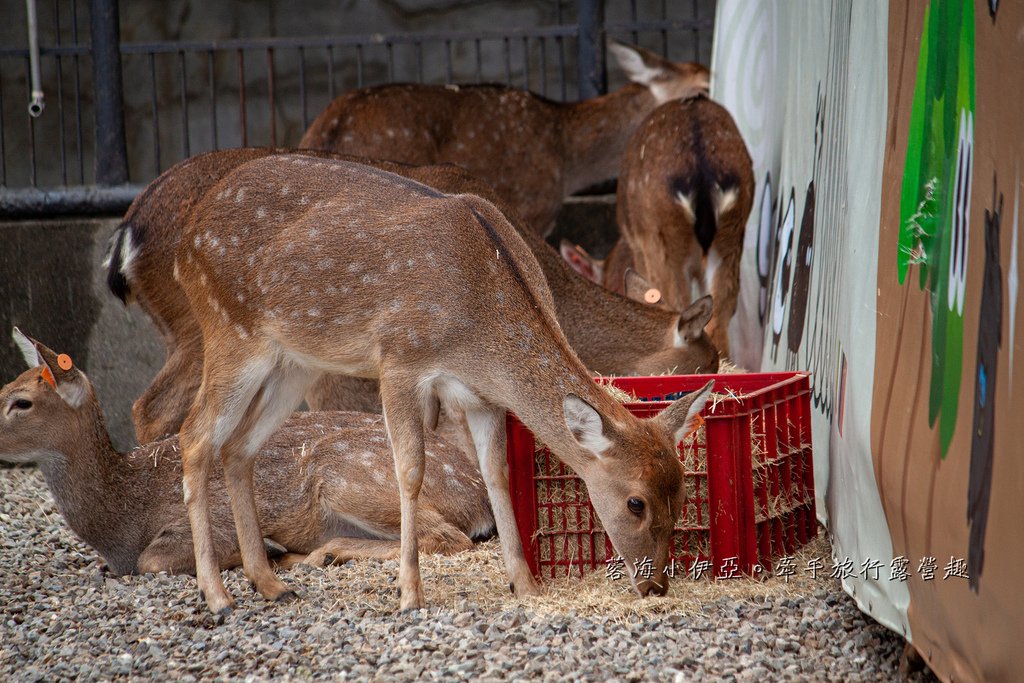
302,510,474,567
220,364,315,603
379,374,428,610
137,523,245,575
706,244,741,358
463,405,541,597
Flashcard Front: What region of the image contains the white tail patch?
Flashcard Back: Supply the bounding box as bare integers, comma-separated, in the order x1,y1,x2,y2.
675,191,696,222
712,184,739,220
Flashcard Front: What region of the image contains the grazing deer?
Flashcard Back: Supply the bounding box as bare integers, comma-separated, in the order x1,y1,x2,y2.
616,95,755,358
0,329,492,576
299,41,709,235
170,153,713,613
107,148,717,443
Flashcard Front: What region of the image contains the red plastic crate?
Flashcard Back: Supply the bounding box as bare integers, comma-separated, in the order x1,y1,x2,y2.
505,372,816,581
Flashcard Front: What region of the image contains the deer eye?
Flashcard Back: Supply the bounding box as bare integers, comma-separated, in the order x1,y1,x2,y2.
627,497,645,515
11,399,33,411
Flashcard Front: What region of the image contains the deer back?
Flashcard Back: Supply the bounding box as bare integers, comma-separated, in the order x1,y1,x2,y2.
617,96,754,314
299,43,709,235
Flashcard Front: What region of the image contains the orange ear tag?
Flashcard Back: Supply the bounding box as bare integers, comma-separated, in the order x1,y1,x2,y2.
644,288,662,305
685,413,705,438
40,365,56,388
57,354,73,370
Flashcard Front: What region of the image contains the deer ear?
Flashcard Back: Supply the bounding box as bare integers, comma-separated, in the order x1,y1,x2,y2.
654,380,714,444
10,328,89,408
12,327,43,368
676,295,713,344
608,40,669,86
563,394,612,458
559,240,604,284
623,268,660,304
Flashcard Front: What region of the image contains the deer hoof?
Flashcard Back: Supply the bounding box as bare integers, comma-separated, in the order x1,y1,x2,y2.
274,589,300,603
509,582,515,594
323,553,336,565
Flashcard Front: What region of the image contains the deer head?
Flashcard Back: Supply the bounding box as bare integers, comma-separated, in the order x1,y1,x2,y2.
1,328,99,466
564,379,713,596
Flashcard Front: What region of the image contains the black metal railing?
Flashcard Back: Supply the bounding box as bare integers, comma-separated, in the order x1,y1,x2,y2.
0,0,715,216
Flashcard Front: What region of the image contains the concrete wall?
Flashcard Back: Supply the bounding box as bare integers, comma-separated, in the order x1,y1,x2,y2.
0,219,163,451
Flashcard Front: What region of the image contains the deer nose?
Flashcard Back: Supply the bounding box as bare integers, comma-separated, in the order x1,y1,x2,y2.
637,577,669,597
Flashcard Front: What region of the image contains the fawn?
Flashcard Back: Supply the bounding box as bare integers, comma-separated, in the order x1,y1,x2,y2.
0,329,493,576
299,41,709,235
168,154,713,613
106,148,718,444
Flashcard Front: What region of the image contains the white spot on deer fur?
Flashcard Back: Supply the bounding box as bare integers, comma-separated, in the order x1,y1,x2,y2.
193,234,201,249
172,260,181,281
309,227,320,239
712,184,738,219
230,236,241,247
280,185,291,196
199,272,208,287
675,191,696,222
299,195,310,205
307,307,321,318
234,325,249,339
235,188,246,203
443,463,455,477
247,254,256,268
325,285,337,295
406,258,416,268
256,207,267,219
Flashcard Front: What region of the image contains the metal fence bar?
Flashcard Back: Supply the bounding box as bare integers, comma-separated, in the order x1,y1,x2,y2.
575,0,604,99
207,49,218,149
266,47,276,147
71,0,84,184
24,57,37,186
149,53,159,175
54,0,67,185
90,0,128,185
178,49,190,158
237,48,247,146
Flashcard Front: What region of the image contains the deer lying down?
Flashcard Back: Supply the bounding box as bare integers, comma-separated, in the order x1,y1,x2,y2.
299,41,709,235
0,329,493,576
106,148,718,444
616,95,755,357
170,153,713,613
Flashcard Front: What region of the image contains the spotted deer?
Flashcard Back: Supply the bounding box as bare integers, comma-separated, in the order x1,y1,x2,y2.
0,329,492,576
616,95,755,358
299,41,709,235
170,153,713,613
106,148,717,444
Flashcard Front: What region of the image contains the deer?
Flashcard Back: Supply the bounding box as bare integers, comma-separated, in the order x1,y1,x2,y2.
298,41,709,235
0,329,493,577
168,153,714,614
106,147,718,444
615,95,755,358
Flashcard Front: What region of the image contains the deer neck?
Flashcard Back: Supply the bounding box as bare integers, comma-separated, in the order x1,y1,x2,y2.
38,413,156,573
560,84,659,194
514,226,678,375
473,336,636,475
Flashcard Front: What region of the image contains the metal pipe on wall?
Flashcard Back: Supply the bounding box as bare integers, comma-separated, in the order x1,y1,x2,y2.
25,0,45,117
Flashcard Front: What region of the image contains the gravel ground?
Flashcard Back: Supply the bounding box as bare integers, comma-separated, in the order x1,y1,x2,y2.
1,464,938,682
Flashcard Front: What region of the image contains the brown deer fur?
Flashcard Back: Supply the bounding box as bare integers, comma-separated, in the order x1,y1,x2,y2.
169,154,713,613
616,96,754,357
1,330,492,576
107,148,717,444
298,42,709,235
